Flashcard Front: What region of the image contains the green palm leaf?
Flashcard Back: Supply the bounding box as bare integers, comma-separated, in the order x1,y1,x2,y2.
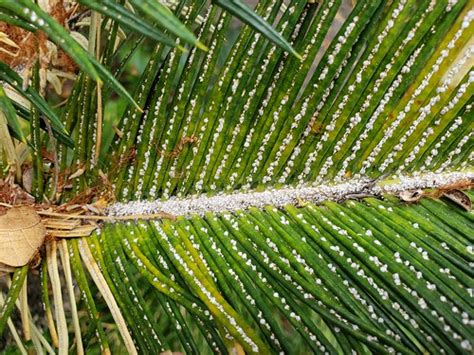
0,0,472,354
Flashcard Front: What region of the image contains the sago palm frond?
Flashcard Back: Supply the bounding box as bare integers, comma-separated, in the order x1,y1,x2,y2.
0,0,473,354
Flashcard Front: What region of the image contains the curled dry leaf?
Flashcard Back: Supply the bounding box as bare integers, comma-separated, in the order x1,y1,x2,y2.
442,189,472,211
0,206,46,267
399,189,424,203
68,168,85,180
21,165,34,193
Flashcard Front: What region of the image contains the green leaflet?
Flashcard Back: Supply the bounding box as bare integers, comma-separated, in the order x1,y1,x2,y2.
0,62,73,148
0,266,28,336
128,0,206,50
0,10,36,31
77,0,181,49
0,86,25,143
213,0,301,59
29,62,44,198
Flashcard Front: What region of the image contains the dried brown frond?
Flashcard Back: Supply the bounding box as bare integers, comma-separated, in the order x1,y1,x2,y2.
425,178,474,198
399,178,473,211
0,24,37,68
0,177,35,214
0,1,78,73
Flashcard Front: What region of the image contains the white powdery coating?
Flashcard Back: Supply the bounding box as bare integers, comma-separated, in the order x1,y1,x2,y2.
107,170,473,218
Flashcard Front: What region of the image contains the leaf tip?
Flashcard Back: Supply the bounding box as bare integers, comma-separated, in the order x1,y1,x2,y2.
293,51,303,61
196,41,209,52
135,103,144,113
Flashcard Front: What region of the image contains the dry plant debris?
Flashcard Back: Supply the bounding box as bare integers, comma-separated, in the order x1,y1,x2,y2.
399,177,473,211
0,206,45,267
0,2,77,71
0,176,35,209
0,178,100,268
0,1,79,99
